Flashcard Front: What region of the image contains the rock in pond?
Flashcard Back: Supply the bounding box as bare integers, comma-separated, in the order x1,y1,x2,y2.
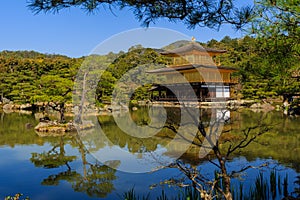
34,120,95,134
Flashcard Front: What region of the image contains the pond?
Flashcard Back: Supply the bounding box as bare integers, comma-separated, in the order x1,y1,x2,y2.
0,108,299,199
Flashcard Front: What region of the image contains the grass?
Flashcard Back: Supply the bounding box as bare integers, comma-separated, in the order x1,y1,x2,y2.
123,172,299,200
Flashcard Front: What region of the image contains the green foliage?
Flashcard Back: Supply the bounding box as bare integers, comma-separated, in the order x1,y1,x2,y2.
205,35,256,68
1,29,299,106
0,48,165,106
205,34,299,100
34,74,73,103
122,187,201,200
74,52,123,105
232,171,300,200
0,51,81,104
203,0,300,101
96,70,117,103
96,47,168,103
122,188,150,200
241,0,300,100
27,0,253,30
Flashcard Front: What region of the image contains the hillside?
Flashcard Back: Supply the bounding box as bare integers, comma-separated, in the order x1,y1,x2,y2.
0,35,299,108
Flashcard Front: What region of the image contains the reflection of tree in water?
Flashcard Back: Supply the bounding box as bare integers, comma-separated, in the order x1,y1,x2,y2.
31,137,76,169
97,107,213,155
98,114,164,153
71,161,119,198
30,135,119,198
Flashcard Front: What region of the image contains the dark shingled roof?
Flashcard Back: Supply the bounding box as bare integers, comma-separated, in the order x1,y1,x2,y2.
147,64,237,74
161,42,227,55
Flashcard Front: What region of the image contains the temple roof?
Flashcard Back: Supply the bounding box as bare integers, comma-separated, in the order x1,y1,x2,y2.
161,42,227,55
147,64,237,74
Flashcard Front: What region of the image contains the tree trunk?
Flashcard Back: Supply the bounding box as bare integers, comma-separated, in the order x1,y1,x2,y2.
215,149,232,200
75,72,88,124
223,174,232,200
1,112,4,123
60,102,66,123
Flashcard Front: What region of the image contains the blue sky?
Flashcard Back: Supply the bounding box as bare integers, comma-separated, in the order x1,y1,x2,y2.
0,1,250,58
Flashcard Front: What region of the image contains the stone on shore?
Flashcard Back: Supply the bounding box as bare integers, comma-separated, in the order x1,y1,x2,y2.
250,102,275,112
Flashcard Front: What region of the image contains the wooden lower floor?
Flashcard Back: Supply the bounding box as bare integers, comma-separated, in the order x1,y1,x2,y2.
149,83,234,102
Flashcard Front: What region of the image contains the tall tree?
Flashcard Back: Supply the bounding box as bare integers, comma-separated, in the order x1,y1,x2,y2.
240,0,300,100
33,74,73,123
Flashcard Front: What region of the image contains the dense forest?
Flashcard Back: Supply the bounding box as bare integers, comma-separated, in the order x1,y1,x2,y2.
0,35,299,109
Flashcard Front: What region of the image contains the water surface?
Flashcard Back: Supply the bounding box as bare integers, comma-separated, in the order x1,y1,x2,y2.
0,109,299,199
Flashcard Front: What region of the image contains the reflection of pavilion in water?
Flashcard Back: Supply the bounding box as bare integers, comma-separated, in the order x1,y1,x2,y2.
147,40,238,102
96,107,231,166
1,110,300,198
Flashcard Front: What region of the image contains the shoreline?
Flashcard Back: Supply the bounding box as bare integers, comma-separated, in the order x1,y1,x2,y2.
0,99,280,115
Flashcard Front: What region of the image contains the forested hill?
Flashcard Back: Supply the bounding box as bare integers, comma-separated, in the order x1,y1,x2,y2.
0,50,81,104
0,50,69,59
0,35,299,107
